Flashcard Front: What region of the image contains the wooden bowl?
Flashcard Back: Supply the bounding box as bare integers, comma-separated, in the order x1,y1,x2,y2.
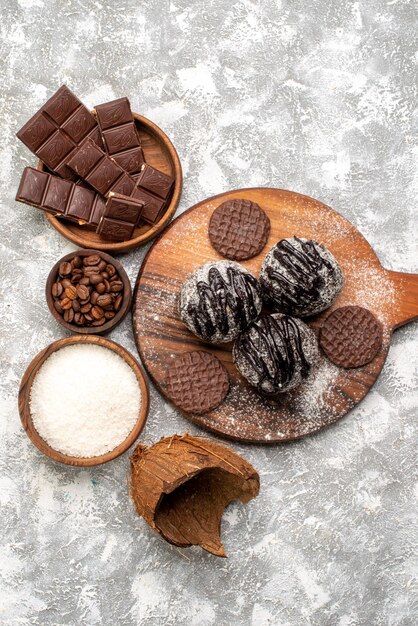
18,335,150,466
39,113,183,254
46,249,132,335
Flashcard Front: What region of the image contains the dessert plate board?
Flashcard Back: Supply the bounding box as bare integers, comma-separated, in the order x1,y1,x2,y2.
42,113,182,254
133,188,418,443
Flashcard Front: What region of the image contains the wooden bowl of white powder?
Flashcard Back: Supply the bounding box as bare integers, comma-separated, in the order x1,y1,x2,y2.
18,335,149,466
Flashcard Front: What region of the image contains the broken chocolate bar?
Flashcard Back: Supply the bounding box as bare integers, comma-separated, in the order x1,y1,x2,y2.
15,167,105,227
94,97,144,174
16,85,102,181
67,139,174,224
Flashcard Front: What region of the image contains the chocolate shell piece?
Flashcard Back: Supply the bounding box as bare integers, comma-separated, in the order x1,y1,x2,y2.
319,305,383,368
260,237,343,317
130,434,260,557
179,260,262,343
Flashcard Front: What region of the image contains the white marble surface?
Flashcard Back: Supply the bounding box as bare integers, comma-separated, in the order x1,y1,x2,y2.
1,1,417,624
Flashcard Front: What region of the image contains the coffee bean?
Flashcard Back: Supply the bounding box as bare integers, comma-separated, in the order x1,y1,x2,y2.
59,262,72,276
104,311,115,320
73,312,82,325
96,282,106,294
72,299,80,312
84,313,94,322
89,274,103,286
54,300,64,314
110,281,123,293
96,294,113,307
106,264,116,277
98,260,107,271
90,291,99,305
60,297,73,310
103,279,111,292
52,282,63,298
101,272,109,280
72,256,83,269
65,285,78,300
91,306,104,320
76,284,90,300
114,295,123,311
84,255,101,266
79,276,90,286
71,273,82,284
61,278,72,289
92,317,106,326
64,308,74,323
84,266,101,275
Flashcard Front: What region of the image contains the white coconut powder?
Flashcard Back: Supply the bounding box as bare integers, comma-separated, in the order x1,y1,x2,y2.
30,344,142,458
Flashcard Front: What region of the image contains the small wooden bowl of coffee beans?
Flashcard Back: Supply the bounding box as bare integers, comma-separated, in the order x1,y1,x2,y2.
46,249,132,335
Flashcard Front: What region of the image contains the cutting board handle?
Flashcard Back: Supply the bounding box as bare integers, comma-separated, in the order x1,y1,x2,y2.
387,269,418,329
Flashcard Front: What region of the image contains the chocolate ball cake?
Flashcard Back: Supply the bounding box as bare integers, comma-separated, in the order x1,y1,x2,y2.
233,313,319,395
259,237,343,317
179,260,262,343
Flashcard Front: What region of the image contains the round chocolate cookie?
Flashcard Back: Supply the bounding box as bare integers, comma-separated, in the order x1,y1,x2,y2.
179,260,262,343
208,198,271,261
233,313,319,395
259,237,343,317
165,351,229,414
319,306,383,368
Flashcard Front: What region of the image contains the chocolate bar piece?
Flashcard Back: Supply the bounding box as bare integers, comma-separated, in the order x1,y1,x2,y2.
15,167,105,227
67,140,174,224
131,164,174,223
96,217,136,241
94,98,144,174
104,192,144,223
96,193,143,241
16,85,102,181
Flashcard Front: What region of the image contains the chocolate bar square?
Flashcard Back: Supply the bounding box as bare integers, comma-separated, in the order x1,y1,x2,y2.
37,130,74,169
131,185,165,223
85,158,122,195
111,172,137,196
67,139,103,178
97,217,136,241
65,186,95,223
105,193,143,223
43,85,80,124
61,106,97,143
17,112,56,151
112,147,144,174
43,177,73,214
94,97,132,130
16,168,49,207
102,125,139,154
135,164,174,200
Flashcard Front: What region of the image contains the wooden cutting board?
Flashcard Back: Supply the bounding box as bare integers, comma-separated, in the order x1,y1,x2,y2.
133,188,418,443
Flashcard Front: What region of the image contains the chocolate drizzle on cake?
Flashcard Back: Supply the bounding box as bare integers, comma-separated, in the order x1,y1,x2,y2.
260,237,343,316
187,266,260,340
235,315,311,394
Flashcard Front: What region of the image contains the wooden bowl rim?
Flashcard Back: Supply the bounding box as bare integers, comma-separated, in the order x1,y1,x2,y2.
18,335,150,466
45,249,132,335
42,112,183,253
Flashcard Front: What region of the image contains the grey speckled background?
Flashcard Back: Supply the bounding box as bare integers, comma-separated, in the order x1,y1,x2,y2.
1,1,417,625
